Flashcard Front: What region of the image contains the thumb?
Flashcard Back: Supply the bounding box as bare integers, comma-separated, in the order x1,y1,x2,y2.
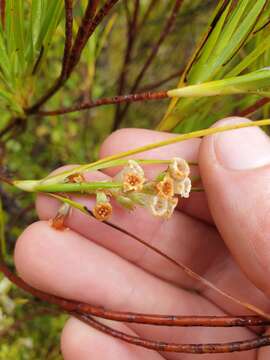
199,117,270,297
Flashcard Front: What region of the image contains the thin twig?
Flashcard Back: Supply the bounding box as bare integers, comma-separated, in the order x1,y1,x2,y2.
36,90,169,116
113,0,140,125
0,0,5,29
101,217,270,320
113,0,184,129
75,313,270,354
26,1,75,114
27,0,120,115
236,97,270,117
66,0,118,78
61,0,74,79
0,210,270,354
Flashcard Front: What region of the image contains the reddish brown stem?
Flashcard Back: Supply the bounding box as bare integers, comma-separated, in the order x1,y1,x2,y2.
113,0,140,124
36,90,169,116
27,0,119,115
65,0,99,77
3,258,270,330
76,313,270,354
1,194,270,353
101,217,270,320
61,0,74,79
1,222,270,354
236,97,270,117
26,1,74,114
0,0,5,29
66,0,118,78
113,0,184,129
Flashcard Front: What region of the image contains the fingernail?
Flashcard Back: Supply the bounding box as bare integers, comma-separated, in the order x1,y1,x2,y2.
214,123,270,170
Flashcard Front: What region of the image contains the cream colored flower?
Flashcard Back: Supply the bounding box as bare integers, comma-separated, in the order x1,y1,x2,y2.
123,172,145,192
115,160,145,192
156,174,174,198
149,196,168,217
169,157,190,181
181,177,192,198
126,160,145,177
148,195,178,219
93,202,113,221
174,177,192,198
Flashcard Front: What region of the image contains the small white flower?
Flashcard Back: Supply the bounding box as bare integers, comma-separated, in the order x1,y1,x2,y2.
174,177,192,198
169,157,190,181
126,160,145,177
147,195,178,219
114,160,145,192
149,196,168,217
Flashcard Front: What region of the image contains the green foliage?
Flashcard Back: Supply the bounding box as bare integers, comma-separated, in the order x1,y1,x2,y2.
158,0,270,132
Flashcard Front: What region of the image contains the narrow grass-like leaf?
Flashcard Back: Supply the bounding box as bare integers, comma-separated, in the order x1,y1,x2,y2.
19,119,270,187
12,0,25,72
227,33,270,77
158,0,269,132
167,69,270,98
36,0,64,58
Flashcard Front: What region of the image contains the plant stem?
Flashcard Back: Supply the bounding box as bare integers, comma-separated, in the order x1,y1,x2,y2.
0,0,5,29
26,0,120,114
14,181,122,193
113,0,140,127
36,91,169,116
75,313,270,354
61,0,74,79
236,97,270,117
114,0,184,129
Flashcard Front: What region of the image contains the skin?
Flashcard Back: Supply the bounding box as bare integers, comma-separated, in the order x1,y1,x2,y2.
14,117,270,359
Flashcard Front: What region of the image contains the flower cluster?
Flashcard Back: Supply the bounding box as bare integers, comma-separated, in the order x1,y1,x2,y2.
92,158,192,221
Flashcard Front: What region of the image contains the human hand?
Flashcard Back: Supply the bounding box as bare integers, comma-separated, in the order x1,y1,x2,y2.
14,117,270,359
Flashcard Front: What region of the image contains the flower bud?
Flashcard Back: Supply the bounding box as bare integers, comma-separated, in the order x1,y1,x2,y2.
51,202,70,230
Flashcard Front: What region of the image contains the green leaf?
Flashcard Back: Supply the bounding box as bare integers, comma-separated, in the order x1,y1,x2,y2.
227,33,270,77
157,0,269,132
167,68,270,98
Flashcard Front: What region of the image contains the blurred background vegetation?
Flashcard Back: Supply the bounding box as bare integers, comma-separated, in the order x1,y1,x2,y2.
0,0,270,358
